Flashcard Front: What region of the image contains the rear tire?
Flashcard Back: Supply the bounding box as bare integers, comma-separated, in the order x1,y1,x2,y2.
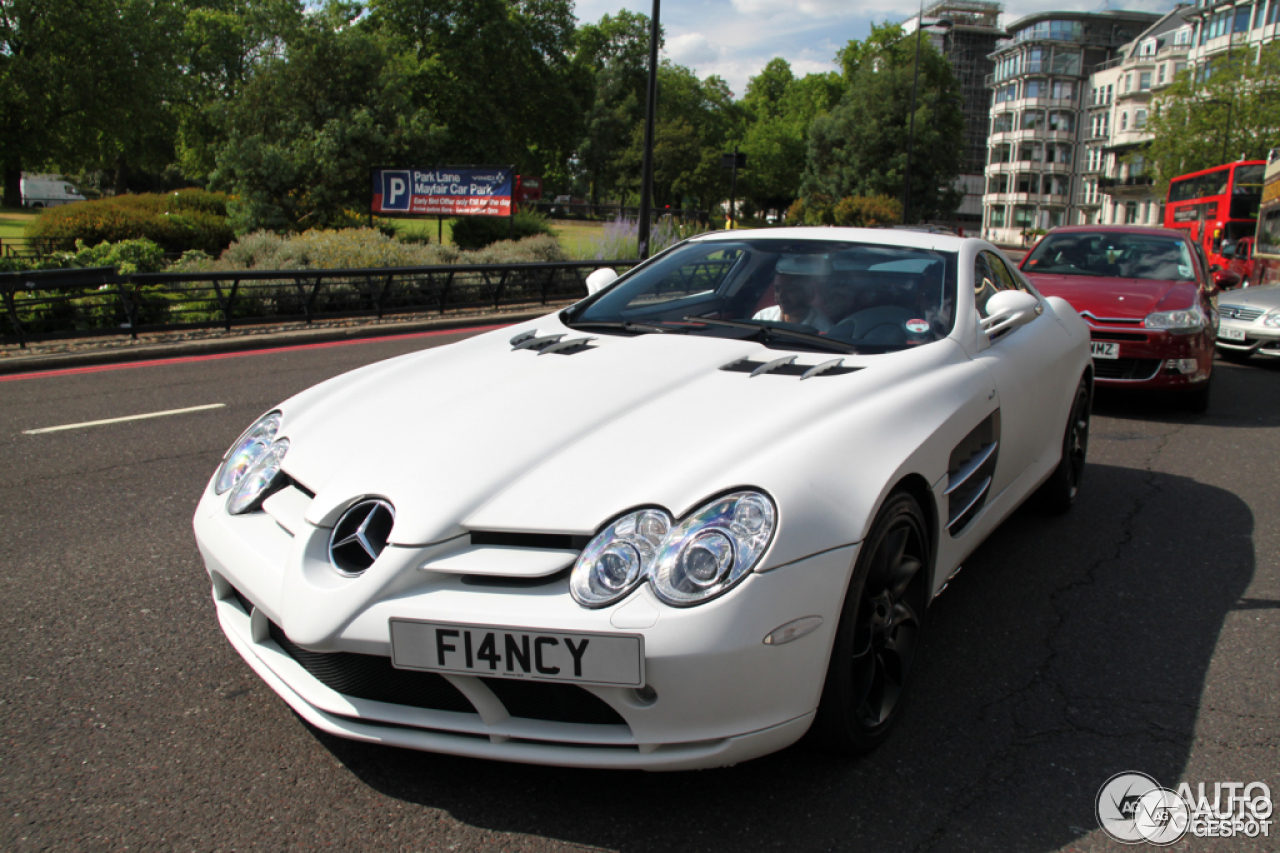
811,491,931,755
1034,376,1090,514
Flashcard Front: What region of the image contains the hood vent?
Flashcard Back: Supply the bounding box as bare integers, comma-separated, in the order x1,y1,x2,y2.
720,357,860,379
510,330,596,355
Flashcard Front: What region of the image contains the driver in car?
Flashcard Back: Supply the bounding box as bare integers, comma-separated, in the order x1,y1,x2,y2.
753,255,833,331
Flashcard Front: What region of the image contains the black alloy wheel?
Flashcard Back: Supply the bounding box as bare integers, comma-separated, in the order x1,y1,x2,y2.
1035,376,1091,513
811,491,931,754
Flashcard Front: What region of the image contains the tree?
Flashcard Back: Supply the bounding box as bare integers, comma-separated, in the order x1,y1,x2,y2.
738,60,841,216
1147,43,1280,184
208,2,445,233
368,0,584,182
802,24,964,224
0,0,184,205
173,0,306,182
572,10,655,203
613,63,746,213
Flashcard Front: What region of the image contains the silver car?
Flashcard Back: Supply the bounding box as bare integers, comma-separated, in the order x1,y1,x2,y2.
1217,284,1280,362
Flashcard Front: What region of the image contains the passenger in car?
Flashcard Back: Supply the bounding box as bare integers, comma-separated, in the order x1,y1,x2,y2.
752,255,834,330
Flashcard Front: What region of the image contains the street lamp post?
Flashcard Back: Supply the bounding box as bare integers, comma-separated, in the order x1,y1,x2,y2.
902,6,953,225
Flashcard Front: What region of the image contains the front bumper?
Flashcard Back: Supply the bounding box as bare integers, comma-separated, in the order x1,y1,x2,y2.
1087,324,1212,389
1216,316,1280,358
194,481,855,770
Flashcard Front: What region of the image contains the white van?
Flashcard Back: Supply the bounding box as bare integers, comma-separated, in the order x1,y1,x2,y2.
20,175,87,209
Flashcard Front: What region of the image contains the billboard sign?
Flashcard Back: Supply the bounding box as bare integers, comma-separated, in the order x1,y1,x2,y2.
371,167,513,216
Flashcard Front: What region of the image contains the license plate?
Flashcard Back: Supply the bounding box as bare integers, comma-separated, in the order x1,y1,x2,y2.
1219,327,1247,342
1090,341,1120,359
389,619,645,687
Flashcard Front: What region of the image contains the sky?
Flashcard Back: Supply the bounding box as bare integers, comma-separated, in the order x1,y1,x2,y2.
573,0,1176,97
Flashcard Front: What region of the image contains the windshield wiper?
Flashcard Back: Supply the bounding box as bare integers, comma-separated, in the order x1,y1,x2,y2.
569,320,688,334
681,316,857,354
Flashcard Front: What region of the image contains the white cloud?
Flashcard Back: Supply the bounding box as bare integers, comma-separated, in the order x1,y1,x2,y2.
730,0,874,18
574,0,1182,97
667,32,725,67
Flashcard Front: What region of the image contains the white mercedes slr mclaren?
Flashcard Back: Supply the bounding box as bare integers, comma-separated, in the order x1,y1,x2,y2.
194,228,1093,771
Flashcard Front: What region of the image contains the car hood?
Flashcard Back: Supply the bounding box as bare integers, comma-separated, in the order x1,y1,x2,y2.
1218,282,1280,311
1024,273,1197,321
274,319,961,545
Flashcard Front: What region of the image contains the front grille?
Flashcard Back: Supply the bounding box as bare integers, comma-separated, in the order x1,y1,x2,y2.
267,622,627,726
268,622,475,713
480,677,627,726
1220,305,1264,322
1091,331,1148,342
1094,358,1162,381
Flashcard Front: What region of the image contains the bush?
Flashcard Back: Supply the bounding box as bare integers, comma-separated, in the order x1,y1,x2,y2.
578,216,699,260
450,210,554,250
170,228,568,274
27,190,236,254
786,195,902,228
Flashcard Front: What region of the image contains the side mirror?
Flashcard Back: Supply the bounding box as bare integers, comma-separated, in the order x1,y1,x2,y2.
585,267,618,295
1210,263,1222,273
981,290,1041,338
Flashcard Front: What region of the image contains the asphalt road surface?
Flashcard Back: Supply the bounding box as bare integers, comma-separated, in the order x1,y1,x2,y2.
2,329,1277,853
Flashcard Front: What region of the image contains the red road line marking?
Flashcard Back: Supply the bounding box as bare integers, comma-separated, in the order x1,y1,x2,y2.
0,324,506,383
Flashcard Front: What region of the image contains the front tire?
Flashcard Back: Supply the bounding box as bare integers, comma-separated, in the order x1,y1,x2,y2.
1034,376,1090,514
1180,372,1212,413
811,491,931,755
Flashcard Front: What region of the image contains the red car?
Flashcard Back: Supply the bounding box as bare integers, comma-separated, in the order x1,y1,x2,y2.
1019,226,1217,411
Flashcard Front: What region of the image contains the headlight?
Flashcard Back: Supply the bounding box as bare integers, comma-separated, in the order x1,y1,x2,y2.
216,411,282,494
227,439,289,515
570,491,776,608
1264,313,1280,328
570,509,670,607
1143,305,1206,334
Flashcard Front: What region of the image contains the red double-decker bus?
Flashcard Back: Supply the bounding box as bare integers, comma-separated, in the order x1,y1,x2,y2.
1164,160,1266,268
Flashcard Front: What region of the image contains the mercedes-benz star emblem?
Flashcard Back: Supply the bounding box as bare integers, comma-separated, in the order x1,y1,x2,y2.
329,499,395,575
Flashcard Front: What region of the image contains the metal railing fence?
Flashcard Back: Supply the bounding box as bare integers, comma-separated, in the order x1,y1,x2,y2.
1,259,638,348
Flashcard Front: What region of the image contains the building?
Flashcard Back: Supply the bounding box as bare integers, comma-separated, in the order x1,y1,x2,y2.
981,10,1162,244
1081,9,1194,228
1183,0,1280,64
904,1,1006,234
1080,0,1277,229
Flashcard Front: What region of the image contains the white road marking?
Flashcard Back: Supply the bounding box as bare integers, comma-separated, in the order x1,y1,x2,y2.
23,403,226,434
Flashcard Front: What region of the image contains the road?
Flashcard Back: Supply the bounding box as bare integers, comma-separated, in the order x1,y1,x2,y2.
1,329,1277,852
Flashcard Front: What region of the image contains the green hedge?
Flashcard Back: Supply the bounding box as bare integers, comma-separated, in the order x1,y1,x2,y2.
27,190,236,254
450,210,555,250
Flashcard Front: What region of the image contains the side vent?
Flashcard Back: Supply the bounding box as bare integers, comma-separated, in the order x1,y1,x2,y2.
510,330,596,355
945,411,1001,536
720,357,860,378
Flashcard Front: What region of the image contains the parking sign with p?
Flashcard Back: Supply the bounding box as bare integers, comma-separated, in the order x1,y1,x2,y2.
379,170,411,211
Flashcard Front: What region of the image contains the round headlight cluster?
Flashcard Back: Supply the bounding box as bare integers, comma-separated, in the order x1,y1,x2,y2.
227,438,289,515
216,412,281,494
570,492,776,608
215,411,289,515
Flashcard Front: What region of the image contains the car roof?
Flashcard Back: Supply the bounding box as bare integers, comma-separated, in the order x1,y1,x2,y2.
1040,225,1191,241
691,226,970,252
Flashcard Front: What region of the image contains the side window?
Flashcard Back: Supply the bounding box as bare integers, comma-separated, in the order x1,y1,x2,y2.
973,253,1001,318
983,251,1028,293
1191,242,1211,285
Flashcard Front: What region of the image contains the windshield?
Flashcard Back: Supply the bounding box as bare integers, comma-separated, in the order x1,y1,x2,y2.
568,239,957,353
1023,232,1197,282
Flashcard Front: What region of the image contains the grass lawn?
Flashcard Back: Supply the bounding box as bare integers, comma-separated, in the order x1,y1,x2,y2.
381,215,606,259
550,220,606,259
0,207,36,242
380,216,453,245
